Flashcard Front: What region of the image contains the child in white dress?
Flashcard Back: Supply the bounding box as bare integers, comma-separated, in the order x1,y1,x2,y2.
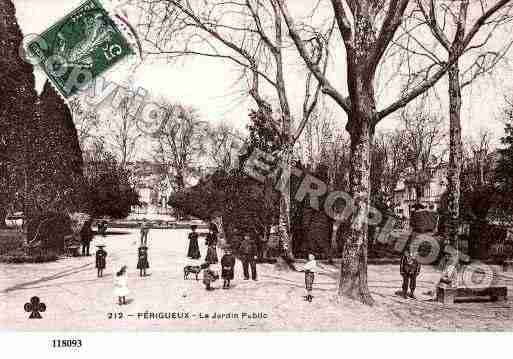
114,265,129,305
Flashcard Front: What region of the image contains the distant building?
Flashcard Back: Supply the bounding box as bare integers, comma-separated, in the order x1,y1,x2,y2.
393,165,447,219
125,161,172,215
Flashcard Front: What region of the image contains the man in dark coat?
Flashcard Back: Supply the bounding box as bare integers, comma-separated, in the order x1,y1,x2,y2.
140,219,151,246
400,246,421,299
239,234,257,280
80,220,94,256
221,248,236,289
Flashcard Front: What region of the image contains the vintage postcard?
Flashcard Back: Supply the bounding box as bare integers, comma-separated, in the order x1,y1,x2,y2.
2,0,513,347
26,0,134,98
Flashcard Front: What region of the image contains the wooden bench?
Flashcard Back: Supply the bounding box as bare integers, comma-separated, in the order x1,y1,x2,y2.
436,284,507,304
503,260,513,272
66,245,81,257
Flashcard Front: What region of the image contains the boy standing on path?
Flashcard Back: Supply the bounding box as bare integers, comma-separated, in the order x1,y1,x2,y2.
400,246,421,299
302,254,318,302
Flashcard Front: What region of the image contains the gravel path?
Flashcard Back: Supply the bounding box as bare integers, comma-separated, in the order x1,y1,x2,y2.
1,228,512,331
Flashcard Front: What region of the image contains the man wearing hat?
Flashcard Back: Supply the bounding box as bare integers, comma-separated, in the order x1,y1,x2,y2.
399,245,421,298
239,233,257,280
80,219,94,256
140,218,151,246
95,244,107,277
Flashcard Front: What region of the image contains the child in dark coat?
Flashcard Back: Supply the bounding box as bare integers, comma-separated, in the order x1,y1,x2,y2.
137,246,149,277
400,246,421,299
221,248,236,289
202,262,219,291
95,245,107,277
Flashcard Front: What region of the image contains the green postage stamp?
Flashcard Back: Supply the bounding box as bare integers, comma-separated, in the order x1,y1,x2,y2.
28,0,134,98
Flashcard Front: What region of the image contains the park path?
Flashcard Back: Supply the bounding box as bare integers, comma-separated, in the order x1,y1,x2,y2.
1,228,513,331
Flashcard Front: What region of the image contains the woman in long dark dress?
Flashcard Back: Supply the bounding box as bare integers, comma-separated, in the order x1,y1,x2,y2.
187,225,201,259
204,223,218,264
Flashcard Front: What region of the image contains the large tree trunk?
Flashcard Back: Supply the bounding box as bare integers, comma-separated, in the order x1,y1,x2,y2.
0,206,7,228
328,221,340,263
278,144,294,260
338,58,375,304
337,12,378,305
446,62,463,248
339,119,374,305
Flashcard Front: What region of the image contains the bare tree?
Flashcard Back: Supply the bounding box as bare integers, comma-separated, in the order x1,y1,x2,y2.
107,95,142,168
69,98,101,152
462,129,495,190
153,104,208,194
135,0,332,259
372,129,410,206
277,0,512,304
297,107,340,171
400,108,447,200
206,122,244,171
411,0,513,247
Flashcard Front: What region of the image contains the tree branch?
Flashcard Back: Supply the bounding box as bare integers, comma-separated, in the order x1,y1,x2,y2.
276,0,351,114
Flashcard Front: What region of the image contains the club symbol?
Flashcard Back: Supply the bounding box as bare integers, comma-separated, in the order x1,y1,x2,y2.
24,296,46,319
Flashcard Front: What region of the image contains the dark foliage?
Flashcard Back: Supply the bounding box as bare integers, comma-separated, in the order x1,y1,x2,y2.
0,0,39,225
0,248,60,263
169,168,280,249
0,0,86,233
84,152,140,219
496,121,513,212
26,212,73,252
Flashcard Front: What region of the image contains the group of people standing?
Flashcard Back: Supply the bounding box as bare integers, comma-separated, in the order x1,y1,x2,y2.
94,244,130,305
92,219,152,305
90,218,325,304
186,224,259,291
185,223,323,301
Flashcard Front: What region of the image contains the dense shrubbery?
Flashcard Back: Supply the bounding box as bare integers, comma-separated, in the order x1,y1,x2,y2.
169,168,280,249
0,230,25,255
25,212,73,252
83,147,140,219
0,248,59,264
169,163,354,259
1,0,87,254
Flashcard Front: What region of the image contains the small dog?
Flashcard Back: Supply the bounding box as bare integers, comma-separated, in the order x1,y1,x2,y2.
184,265,202,280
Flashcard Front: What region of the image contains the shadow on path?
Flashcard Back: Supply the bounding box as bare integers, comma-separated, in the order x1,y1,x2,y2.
2,262,93,293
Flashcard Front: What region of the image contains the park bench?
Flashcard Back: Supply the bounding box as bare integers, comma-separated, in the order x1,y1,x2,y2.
503,259,513,272
436,284,507,304
64,234,81,257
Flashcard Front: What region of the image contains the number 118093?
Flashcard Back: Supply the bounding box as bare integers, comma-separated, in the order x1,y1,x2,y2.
51,339,82,348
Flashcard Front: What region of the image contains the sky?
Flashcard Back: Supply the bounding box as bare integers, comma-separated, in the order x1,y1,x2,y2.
12,0,513,159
